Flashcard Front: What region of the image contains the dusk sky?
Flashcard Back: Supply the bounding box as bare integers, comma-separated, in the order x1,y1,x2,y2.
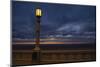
12,1,96,39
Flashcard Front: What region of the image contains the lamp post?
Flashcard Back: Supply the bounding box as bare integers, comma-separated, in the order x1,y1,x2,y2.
32,8,42,64
34,8,42,50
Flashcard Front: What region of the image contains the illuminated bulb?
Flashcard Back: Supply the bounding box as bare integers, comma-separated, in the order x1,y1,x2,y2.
36,8,42,17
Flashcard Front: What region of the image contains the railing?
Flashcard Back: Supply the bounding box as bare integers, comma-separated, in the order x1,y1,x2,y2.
12,50,96,66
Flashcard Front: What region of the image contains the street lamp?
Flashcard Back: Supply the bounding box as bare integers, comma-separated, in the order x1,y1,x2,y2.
32,8,42,64
34,8,42,50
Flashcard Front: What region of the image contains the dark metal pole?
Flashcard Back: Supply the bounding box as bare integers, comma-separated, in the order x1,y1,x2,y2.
32,15,41,64
32,8,42,64
35,16,41,49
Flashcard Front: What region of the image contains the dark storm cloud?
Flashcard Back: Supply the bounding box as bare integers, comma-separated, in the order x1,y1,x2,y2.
12,1,96,39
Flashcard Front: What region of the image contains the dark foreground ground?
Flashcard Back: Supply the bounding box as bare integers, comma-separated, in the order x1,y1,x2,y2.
12,43,96,66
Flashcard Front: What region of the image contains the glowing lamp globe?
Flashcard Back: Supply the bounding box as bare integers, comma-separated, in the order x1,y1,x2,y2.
35,8,42,17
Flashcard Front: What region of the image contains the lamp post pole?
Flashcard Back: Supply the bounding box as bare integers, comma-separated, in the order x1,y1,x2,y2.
32,8,42,64
34,8,42,51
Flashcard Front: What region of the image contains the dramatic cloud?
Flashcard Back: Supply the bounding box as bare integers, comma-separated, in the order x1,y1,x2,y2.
12,1,96,39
